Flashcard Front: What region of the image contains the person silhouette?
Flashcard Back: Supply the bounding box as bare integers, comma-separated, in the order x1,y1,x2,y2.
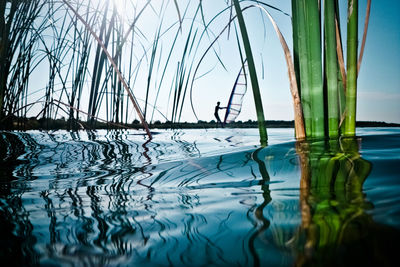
214,101,226,128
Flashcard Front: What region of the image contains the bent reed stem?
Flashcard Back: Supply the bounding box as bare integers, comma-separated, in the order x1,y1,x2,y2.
257,4,305,139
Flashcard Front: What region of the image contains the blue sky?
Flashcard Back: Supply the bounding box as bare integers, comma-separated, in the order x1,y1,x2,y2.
356,0,400,123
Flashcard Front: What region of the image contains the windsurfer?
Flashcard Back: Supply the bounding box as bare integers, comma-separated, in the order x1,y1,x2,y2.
214,101,226,127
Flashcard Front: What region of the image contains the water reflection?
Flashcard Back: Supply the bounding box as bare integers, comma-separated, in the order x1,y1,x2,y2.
248,148,271,266
294,138,399,266
0,132,38,265
0,130,399,265
1,130,264,265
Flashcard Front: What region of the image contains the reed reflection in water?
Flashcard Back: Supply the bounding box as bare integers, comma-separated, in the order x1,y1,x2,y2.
0,129,399,266
293,138,400,266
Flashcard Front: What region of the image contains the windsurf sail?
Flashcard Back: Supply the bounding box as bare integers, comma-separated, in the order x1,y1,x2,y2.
223,61,248,125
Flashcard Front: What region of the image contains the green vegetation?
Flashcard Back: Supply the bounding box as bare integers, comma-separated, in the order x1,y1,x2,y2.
0,1,371,144
3,115,397,131
291,0,370,139
344,0,359,136
324,0,339,138
0,0,47,122
233,0,267,146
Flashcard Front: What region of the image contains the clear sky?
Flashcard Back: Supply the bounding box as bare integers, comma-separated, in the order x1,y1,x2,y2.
28,0,400,124
356,0,400,123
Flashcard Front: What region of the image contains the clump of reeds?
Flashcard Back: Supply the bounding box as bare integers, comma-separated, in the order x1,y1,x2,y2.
0,0,47,122
0,0,370,144
291,0,370,139
230,0,370,143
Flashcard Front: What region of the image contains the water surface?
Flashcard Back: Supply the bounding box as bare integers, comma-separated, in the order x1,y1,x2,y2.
0,128,399,266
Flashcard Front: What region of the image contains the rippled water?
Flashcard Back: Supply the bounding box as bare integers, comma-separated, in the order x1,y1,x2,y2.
0,128,399,266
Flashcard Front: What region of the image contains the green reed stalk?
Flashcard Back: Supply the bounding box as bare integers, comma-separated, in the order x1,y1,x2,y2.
233,0,267,146
291,0,300,91
292,0,312,137
306,0,324,138
337,68,346,129
324,0,339,138
344,0,358,136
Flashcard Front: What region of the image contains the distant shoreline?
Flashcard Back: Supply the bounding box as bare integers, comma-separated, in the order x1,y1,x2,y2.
1,116,399,131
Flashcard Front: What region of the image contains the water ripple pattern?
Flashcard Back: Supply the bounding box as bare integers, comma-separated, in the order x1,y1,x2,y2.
0,128,399,266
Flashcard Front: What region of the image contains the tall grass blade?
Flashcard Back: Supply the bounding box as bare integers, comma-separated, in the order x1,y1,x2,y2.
335,17,346,90
358,0,371,73
173,0,182,32
227,0,234,39
334,0,347,128
233,0,267,146
249,1,291,17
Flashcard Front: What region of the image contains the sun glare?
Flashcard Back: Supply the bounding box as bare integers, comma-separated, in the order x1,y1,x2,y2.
111,0,135,19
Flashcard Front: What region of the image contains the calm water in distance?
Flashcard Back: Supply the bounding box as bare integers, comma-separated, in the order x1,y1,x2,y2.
0,128,399,266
